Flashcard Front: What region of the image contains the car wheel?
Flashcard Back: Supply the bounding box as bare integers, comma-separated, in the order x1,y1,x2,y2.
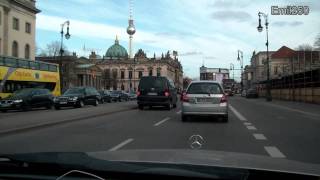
173,103,177,108
54,105,61,110
181,115,187,122
77,100,84,108
46,103,53,109
1,110,7,113
165,102,172,110
222,115,228,123
138,105,144,110
101,99,104,104
93,99,99,106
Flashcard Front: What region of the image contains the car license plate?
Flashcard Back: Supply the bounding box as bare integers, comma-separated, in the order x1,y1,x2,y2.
197,98,212,103
147,92,157,96
60,102,67,104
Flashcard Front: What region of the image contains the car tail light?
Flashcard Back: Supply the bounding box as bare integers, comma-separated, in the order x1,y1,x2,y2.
181,92,189,102
164,89,170,97
220,94,227,103
137,90,141,96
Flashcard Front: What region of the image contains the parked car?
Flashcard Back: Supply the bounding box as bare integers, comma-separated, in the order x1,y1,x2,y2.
99,90,112,103
137,76,178,110
54,87,100,109
0,88,53,112
246,88,259,98
181,81,228,122
110,90,129,102
128,91,137,100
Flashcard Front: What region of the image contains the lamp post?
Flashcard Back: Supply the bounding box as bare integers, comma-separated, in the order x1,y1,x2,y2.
237,50,243,90
257,12,272,101
59,20,70,92
230,63,234,80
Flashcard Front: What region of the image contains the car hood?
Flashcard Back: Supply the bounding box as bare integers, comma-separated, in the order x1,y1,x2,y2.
1,96,26,101
88,149,320,176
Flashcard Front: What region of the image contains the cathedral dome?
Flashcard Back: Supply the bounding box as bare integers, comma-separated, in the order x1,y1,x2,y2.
105,36,128,58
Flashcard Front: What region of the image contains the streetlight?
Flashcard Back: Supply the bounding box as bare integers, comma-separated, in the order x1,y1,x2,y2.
230,63,234,79
237,50,243,90
59,20,70,92
257,12,272,101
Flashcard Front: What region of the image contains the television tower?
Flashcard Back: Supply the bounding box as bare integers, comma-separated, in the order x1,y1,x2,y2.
127,0,136,59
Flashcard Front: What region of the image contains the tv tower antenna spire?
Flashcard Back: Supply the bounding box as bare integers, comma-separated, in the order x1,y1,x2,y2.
127,0,136,59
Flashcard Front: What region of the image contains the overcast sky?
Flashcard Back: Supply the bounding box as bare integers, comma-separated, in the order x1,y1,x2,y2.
36,0,320,79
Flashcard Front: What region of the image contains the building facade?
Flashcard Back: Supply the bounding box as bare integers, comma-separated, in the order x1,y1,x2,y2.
0,0,40,60
250,50,275,85
200,65,229,83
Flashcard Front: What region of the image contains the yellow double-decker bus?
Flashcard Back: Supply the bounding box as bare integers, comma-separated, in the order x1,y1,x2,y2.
0,55,61,99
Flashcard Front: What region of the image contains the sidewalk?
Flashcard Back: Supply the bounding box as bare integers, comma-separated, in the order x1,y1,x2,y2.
0,101,137,135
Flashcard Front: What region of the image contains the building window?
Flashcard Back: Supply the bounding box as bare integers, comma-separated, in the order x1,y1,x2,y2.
157,68,161,76
138,71,143,78
13,17,19,30
24,44,30,59
274,66,278,74
12,41,18,57
149,69,153,76
25,22,31,34
121,71,125,79
129,71,132,79
0,11,2,25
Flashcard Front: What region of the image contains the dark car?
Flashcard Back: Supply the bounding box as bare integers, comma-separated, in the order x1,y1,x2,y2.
110,90,129,102
246,88,259,98
128,91,137,100
137,76,178,110
0,88,53,112
99,90,112,103
54,87,100,109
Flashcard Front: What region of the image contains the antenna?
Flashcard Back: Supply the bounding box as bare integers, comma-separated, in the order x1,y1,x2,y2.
129,0,133,20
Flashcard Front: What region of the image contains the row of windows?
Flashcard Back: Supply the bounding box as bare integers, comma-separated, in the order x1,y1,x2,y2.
0,56,58,72
12,17,31,34
119,70,161,79
11,41,30,59
0,80,56,94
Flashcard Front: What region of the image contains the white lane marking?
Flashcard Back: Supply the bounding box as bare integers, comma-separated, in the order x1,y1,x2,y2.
176,110,182,114
229,105,247,121
253,133,267,140
109,138,134,151
246,125,257,130
244,122,252,126
264,146,286,158
154,117,170,126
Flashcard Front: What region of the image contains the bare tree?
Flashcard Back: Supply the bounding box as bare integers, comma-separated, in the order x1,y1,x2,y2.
37,41,70,57
296,44,313,51
314,33,320,50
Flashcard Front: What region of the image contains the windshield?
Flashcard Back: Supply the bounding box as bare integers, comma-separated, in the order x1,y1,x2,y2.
187,83,222,94
64,88,84,95
1,0,320,176
12,89,33,97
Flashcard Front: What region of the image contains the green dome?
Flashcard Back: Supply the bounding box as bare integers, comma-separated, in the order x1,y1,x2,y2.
105,36,128,58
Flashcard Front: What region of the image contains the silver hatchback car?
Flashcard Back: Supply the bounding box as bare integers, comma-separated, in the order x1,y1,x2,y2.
181,81,228,122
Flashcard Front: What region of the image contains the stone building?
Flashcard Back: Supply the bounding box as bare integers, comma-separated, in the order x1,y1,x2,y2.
0,0,40,60
98,37,183,91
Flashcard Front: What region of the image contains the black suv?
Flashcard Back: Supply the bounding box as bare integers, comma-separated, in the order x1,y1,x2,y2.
0,88,53,112
137,76,178,110
99,90,112,103
54,87,100,109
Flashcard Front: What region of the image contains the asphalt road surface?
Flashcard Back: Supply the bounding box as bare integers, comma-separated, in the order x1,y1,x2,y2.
0,96,319,165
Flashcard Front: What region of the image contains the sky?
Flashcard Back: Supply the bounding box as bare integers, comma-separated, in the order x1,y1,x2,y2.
35,0,320,79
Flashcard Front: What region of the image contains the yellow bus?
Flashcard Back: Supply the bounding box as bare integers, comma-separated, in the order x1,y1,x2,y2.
0,55,61,99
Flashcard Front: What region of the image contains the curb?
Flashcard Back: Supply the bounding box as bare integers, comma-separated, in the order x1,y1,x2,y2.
0,106,137,136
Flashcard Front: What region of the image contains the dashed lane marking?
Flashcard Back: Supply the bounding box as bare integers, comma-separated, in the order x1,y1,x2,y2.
176,110,182,114
108,138,134,151
154,117,170,126
246,125,257,130
244,122,252,126
264,146,286,158
229,105,247,121
253,133,267,140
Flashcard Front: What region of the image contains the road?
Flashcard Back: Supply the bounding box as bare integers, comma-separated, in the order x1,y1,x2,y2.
0,96,320,165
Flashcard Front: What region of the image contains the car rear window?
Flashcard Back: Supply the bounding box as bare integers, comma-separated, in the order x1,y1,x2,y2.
187,83,222,94
139,77,167,90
